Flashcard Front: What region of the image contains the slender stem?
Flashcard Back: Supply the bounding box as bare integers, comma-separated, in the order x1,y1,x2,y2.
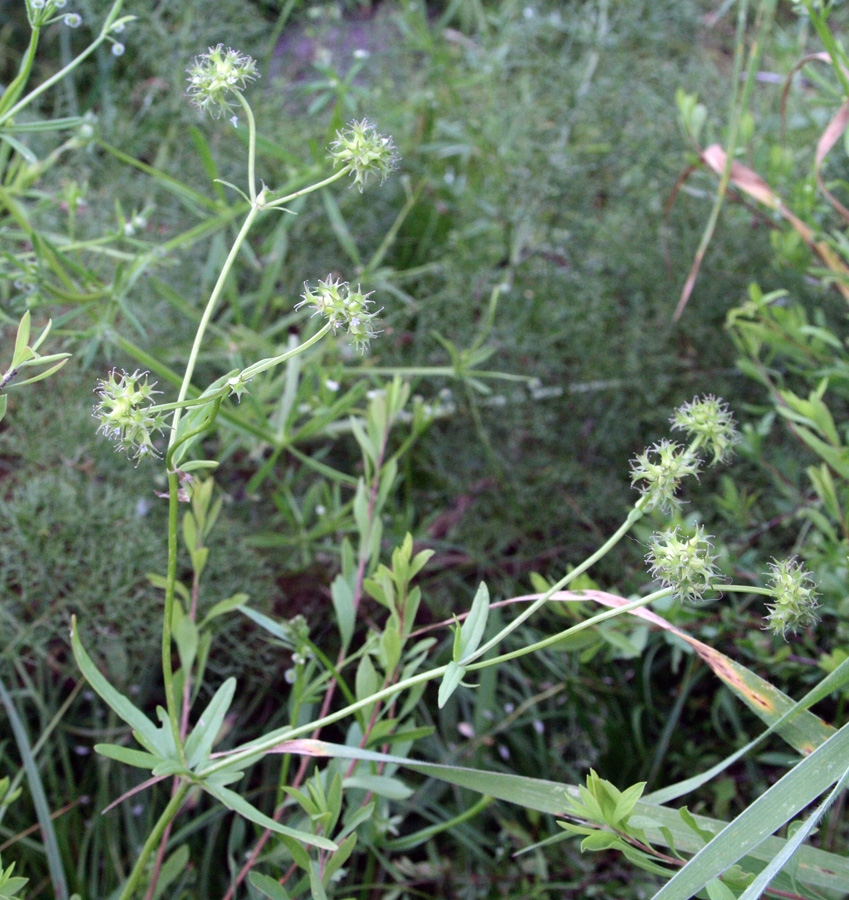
465,589,671,670
200,664,447,778
161,469,185,758
265,166,350,209
0,23,40,120
0,3,128,127
236,93,258,202
169,202,262,445
238,322,333,380
118,781,190,900
464,499,648,664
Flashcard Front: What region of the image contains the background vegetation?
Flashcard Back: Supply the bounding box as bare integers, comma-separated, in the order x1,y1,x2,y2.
3,0,849,897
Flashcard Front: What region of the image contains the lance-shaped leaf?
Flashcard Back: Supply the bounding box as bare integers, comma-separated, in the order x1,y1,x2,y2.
70,616,171,758
185,677,237,769
202,781,337,852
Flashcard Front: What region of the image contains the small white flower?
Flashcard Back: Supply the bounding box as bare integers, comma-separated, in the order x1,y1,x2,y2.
325,379,340,392
64,12,82,27
111,42,125,57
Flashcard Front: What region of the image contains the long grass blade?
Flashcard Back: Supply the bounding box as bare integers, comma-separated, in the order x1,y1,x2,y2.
0,676,69,900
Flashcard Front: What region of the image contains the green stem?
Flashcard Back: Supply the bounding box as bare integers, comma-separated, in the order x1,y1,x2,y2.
169,201,262,446
162,469,185,759
200,573,662,778
265,166,351,209
0,2,128,127
465,588,670,670
118,781,190,900
465,498,648,665
0,22,40,120
237,322,332,380
236,93,258,202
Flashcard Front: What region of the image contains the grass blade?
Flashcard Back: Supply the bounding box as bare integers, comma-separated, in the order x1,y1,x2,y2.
0,676,69,900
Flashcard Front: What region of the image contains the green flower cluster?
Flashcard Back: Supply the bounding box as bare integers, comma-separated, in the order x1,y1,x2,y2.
764,558,820,637
93,369,166,461
186,45,258,119
671,394,740,464
631,396,741,513
328,119,399,191
297,276,380,353
630,439,701,514
646,526,722,603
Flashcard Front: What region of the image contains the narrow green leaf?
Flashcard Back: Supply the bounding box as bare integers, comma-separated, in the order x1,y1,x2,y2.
613,781,646,822
199,593,250,628
248,872,290,900
323,833,357,884
331,575,355,648
185,677,237,769
237,606,296,647
355,654,379,704
70,617,162,753
203,782,337,851
12,312,30,366
438,661,466,708
0,677,68,900
12,358,69,386
94,744,160,770
458,582,490,662
308,860,330,900
151,845,190,900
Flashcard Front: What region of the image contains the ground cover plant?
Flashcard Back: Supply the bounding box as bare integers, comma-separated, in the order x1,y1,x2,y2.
4,1,849,899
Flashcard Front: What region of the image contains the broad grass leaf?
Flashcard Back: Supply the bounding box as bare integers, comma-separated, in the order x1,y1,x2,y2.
271,739,849,895
736,762,849,900
651,719,849,900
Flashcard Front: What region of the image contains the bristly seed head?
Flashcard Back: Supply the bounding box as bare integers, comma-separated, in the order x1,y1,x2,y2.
186,45,259,119
671,395,740,465
93,369,166,462
630,439,701,514
328,119,399,192
764,557,820,638
646,525,722,603
297,275,381,353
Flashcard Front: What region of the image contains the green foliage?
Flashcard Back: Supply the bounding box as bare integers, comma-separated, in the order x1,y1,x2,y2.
7,2,849,900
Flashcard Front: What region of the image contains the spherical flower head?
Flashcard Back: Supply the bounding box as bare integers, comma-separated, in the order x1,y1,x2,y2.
93,369,166,461
630,439,701,514
764,557,820,637
186,45,259,119
297,275,381,353
329,119,399,192
646,526,721,603
671,395,740,465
